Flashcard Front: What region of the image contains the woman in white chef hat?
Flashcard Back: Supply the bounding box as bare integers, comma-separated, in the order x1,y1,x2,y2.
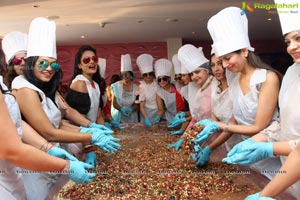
190,7,282,178
11,17,119,199
0,26,96,200
172,54,184,91
154,58,185,123
168,44,213,150
236,0,300,199
2,31,28,89
205,7,282,139
167,61,193,135
190,47,238,167
136,53,158,127
98,58,122,130
110,54,139,123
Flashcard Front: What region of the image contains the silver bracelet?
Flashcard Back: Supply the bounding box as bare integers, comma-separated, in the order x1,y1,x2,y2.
224,123,229,132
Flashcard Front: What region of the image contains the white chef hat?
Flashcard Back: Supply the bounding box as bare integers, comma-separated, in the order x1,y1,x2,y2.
98,57,106,78
120,54,132,72
136,53,154,74
2,31,28,64
172,54,181,75
178,44,209,73
180,64,190,74
207,7,254,57
275,0,300,35
27,17,57,59
154,58,172,77
210,45,215,56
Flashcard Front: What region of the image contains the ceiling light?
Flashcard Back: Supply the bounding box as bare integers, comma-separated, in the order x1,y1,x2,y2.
47,15,60,20
267,18,272,21
99,22,107,28
165,18,178,22
81,35,85,39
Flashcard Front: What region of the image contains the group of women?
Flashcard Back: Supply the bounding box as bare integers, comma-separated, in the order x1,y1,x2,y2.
136,3,300,200
0,17,120,199
185,3,300,200
0,0,299,199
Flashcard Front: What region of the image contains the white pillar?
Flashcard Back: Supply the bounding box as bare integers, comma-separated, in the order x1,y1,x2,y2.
167,38,182,78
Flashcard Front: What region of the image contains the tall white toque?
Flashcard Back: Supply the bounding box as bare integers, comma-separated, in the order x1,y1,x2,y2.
2,31,28,64
120,54,133,72
155,58,172,77
207,7,254,57
136,53,154,74
178,44,209,73
98,57,106,78
27,17,57,59
172,54,181,75
274,0,300,35
180,64,190,75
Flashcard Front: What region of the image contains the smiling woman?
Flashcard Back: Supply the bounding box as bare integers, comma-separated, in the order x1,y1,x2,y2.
66,45,106,125
110,54,140,124
10,17,120,200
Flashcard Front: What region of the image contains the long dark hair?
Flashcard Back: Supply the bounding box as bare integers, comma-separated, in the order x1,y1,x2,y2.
3,59,18,89
72,45,106,108
210,53,225,94
110,74,121,85
236,50,283,82
23,56,61,103
0,48,14,96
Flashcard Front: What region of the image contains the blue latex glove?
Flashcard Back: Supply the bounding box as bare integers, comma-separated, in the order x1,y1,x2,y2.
177,112,186,119
47,147,78,161
227,138,255,157
91,132,121,152
222,138,254,164
110,120,121,130
245,192,275,200
89,122,114,134
191,144,203,160
104,122,112,129
169,112,186,123
144,117,153,127
85,152,97,169
167,138,184,151
80,126,94,133
80,126,113,136
195,146,211,167
195,118,214,126
127,107,133,114
222,142,274,165
194,121,220,146
121,107,132,117
168,112,186,128
154,115,161,123
82,127,120,152
168,117,186,128
170,129,184,135
68,160,96,184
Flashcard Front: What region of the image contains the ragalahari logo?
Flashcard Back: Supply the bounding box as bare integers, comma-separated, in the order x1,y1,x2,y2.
241,2,254,15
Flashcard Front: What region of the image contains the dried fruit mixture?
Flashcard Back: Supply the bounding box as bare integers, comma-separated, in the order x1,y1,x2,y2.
58,123,258,199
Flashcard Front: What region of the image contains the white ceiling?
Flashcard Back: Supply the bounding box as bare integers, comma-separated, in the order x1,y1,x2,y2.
0,0,282,46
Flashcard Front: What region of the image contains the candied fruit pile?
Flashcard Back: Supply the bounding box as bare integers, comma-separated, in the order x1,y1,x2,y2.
58,123,258,199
